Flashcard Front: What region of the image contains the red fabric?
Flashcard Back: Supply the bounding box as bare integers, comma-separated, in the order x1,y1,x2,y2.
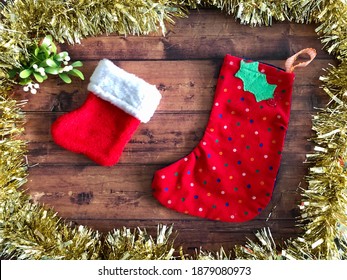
51,92,140,166
152,54,295,222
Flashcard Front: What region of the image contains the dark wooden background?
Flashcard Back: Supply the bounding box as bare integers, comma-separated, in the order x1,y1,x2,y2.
15,9,333,255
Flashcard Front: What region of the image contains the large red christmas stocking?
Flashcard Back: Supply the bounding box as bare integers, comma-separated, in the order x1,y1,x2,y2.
51,59,161,166
152,48,316,222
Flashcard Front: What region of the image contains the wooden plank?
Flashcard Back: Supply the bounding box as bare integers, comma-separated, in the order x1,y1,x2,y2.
27,164,303,221
24,111,315,165
57,10,330,61
27,141,311,166
14,60,331,112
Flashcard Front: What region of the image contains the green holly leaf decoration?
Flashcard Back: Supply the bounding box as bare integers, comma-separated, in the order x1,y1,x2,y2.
235,60,277,102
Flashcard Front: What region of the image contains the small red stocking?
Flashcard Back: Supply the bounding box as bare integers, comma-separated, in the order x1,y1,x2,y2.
51,59,161,166
152,49,316,222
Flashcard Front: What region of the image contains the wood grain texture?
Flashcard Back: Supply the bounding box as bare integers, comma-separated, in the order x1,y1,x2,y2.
17,9,335,255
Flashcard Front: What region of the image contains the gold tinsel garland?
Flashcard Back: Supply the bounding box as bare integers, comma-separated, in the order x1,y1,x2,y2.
1,0,347,260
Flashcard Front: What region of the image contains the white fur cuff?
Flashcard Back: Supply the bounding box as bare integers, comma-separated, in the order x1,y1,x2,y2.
87,59,161,123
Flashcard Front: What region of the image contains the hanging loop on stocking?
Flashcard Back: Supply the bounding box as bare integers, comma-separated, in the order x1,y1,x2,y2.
285,48,317,73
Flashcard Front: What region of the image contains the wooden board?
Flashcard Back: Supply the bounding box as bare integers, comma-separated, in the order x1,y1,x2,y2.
15,9,334,255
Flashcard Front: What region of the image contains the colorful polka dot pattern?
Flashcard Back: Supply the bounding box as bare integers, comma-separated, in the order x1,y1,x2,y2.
152,54,295,222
